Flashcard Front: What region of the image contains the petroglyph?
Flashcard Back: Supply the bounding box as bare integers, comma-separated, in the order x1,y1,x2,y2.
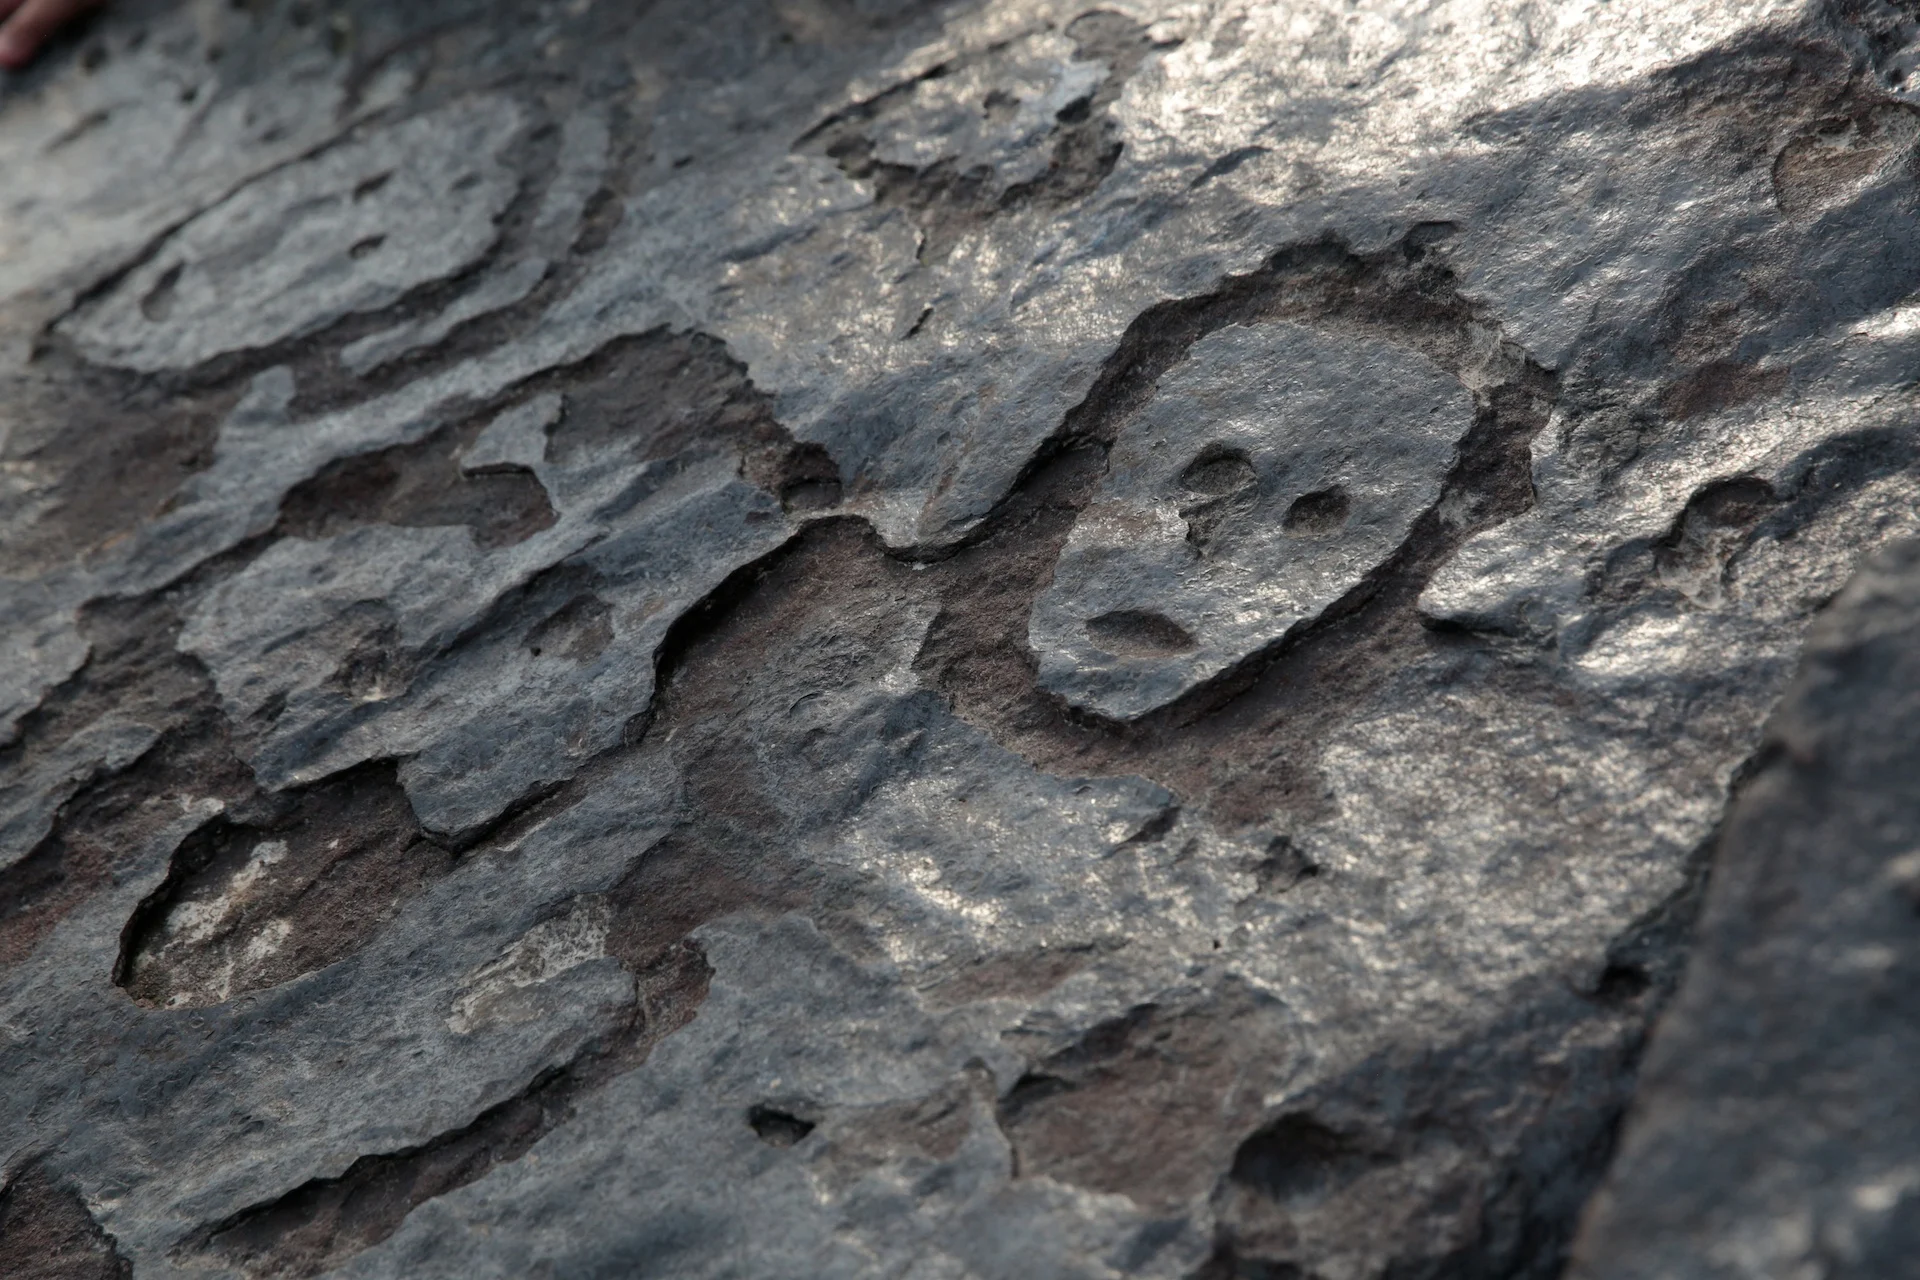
3,0,1918,1276
1031,322,1474,719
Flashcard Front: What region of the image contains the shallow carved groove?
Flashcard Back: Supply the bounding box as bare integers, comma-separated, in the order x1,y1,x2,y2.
1085,608,1198,657
276,430,556,550
1282,488,1351,536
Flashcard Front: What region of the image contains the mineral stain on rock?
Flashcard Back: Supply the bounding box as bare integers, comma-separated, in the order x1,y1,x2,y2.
0,1165,131,1280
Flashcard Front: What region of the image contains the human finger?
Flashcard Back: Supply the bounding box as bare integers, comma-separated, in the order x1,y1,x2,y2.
0,0,103,71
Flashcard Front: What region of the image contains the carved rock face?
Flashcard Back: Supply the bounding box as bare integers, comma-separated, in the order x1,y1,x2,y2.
60,96,522,372
6,1,1920,1278
1031,322,1472,719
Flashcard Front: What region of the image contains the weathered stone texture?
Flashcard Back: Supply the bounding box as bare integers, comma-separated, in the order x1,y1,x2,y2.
1569,538,1920,1280
1,0,1916,1276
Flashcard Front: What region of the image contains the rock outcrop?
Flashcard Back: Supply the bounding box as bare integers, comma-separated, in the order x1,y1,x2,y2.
2,0,1915,1276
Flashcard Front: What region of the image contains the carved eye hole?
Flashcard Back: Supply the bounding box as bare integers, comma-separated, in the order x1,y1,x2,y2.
1086,609,1196,658
1180,446,1257,496
140,263,184,323
1283,487,1350,535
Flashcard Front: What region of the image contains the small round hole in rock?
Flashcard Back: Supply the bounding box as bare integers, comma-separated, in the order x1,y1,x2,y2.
1086,609,1196,658
1594,962,1651,1003
748,1105,815,1148
1055,95,1093,124
1180,447,1256,496
1283,487,1350,535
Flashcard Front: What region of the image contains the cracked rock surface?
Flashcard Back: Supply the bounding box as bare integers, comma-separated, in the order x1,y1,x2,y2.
1,0,1915,1277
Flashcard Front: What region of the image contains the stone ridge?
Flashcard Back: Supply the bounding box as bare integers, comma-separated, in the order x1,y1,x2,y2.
0,0,1915,1277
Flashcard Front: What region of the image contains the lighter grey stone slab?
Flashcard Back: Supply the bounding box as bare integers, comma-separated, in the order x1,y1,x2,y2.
1031,322,1472,719
60,95,523,372
462,392,561,473
181,454,792,839
0,1,414,308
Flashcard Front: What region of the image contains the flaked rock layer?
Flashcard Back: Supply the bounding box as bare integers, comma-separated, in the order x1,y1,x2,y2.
2,0,1916,1277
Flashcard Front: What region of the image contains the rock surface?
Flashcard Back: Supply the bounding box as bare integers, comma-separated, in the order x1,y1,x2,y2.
1568,537,1920,1280
0,0,1914,1276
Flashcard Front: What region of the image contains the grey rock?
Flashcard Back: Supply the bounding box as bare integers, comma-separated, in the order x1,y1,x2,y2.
340,256,550,376
1030,322,1473,719
462,392,563,474
0,0,416,306
2,0,1918,1277
61,95,524,372
0,574,90,745
179,444,792,839
1569,538,1920,1280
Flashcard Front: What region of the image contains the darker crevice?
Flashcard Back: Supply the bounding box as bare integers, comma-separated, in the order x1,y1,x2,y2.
0,1162,132,1280
748,1105,818,1148
112,760,451,1010
0,593,253,972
